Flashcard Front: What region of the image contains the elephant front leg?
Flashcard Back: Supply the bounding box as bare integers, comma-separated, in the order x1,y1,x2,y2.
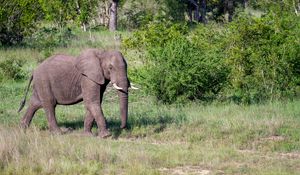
83,84,107,136
85,104,111,138
83,111,94,136
81,77,111,138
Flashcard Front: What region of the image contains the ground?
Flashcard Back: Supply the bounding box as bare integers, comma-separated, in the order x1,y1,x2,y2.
0,80,299,174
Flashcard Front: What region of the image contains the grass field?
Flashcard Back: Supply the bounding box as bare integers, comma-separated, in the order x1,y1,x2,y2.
0,31,300,174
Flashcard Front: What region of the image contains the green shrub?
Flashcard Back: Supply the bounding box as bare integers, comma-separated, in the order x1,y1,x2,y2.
123,21,188,50
124,13,299,104
26,27,74,48
0,0,42,46
124,23,228,103
119,8,154,30
0,58,26,81
148,37,227,103
225,12,300,103
24,27,75,58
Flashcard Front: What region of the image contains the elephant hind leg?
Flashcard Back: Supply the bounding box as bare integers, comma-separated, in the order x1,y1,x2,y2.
42,104,61,133
20,92,42,129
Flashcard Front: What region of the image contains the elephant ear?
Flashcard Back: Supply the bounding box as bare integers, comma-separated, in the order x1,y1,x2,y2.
75,51,105,85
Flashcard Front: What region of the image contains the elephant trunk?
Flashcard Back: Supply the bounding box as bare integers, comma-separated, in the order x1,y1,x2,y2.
118,90,128,129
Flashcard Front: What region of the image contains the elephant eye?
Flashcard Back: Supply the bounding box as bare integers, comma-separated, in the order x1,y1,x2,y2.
109,65,113,70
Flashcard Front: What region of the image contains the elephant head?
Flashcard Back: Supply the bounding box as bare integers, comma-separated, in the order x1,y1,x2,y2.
75,49,133,129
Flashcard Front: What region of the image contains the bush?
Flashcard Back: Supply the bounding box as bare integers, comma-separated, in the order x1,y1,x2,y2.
225,12,300,103
0,0,42,46
123,21,188,50
119,7,155,30
124,13,299,104
0,58,26,81
124,22,228,103
25,27,74,49
148,37,227,103
24,27,74,58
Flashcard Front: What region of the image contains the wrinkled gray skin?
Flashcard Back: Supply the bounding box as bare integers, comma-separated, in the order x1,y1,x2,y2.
19,49,129,138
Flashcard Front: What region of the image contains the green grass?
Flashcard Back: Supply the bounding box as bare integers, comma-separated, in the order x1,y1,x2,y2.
1,78,300,174
0,31,300,174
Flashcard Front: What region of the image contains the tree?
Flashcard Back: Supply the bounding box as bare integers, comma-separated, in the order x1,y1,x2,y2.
75,0,98,32
200,0,207,23
186,0,200,22
243,0,248,8
109,0,119,31
97,0,110,27
38,0,75,28
0,0,42,45
185,0,206,23
223,0,234,22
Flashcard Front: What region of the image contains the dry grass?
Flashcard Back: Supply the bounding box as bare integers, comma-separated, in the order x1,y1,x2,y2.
0,99,300,174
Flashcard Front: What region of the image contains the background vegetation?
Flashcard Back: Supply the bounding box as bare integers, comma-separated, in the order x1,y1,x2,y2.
3,0,298,104
0,0,300,174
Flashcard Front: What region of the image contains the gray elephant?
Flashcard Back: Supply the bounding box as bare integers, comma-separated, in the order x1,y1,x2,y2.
18,49,137,138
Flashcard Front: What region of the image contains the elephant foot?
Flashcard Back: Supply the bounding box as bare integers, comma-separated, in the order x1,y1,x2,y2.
61,127,73,134
82,131,94,137
120,124,127,129
49,127,72,135
19,122,29,130
98,130,112,138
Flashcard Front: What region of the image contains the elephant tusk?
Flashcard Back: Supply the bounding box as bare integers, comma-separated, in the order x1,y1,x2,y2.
113,83,123,90
130,85,139,90
129,83,139,90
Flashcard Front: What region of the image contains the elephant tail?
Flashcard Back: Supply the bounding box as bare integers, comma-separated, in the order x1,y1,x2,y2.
18,75,33,113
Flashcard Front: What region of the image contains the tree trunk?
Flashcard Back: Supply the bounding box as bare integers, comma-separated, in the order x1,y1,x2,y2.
194,6,200,21
228,0,233,22
187,3,193,22
200,0,207,23
109,0,118,31
187,0,200,22
82,23,87,32
224,0,234,22
243,0,248,8
294,0,300,15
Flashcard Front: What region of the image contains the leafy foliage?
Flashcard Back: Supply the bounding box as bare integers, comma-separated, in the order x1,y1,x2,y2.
124,22,228,103
0,0,42,45
25,27,74,49
124,21,188,49
38,0,73,27
24,27,74,59
0,58,26,81
119,0,158,30
225,12,300,103
124,11,300,104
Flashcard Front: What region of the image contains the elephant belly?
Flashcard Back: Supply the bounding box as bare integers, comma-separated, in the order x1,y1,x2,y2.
54,90,83,105
51,73,83,105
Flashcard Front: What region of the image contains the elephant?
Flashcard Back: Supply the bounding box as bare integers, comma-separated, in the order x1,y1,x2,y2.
18,48,137,138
